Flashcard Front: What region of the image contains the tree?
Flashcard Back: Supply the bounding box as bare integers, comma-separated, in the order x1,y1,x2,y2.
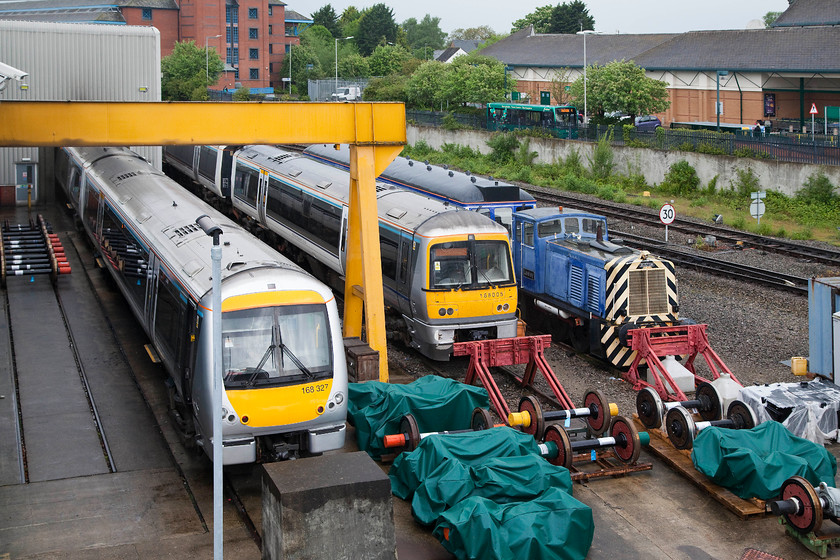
447,26,496,42
406,60,447,108
161,40,223,101
232,86,251,101
362,74,409,102
402,14,446,51
511,5,555,34
568,59,670,122
277,43,324,94
763,11,782,27
367,44,412,76
548,1,595,34
339,6,363,38
439,53,509,106
312,4,341,38
338,53,370,78
548,68,574,105
356,3,398,56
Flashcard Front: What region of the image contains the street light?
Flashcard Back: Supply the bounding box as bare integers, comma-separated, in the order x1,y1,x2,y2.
205,33,222,84
576,29,597,124
716,70,728,132
195,214,223,560
335,36,353,95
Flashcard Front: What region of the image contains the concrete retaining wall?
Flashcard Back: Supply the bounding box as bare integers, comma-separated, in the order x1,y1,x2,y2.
407,125,840,197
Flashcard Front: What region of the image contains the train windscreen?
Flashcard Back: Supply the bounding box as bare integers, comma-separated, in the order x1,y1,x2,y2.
430,240,513,289
223,304,332,387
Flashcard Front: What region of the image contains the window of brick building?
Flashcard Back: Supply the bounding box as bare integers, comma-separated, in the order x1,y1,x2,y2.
249,7,258,19
249,28,258,39
249,68,259,80
249,48,259,60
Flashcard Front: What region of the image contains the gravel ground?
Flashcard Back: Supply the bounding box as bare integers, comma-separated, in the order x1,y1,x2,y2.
387,192,840,428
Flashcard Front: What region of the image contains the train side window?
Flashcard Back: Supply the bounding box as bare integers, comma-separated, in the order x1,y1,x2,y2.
538,219,563,238
154,272,187,364
310,196,342,251
198,147,217,181
494,208,512,231
565,218,580,235
380,227,399,281
70,165,82,198
398,237,410,285
522,222,534,247
581,218,602,236
234,164,258,206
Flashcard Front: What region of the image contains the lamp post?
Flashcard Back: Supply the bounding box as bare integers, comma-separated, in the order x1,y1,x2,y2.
576,30,596,124
195,214,223,560
335,36,353,94
716,70,728,132
205,33,222,84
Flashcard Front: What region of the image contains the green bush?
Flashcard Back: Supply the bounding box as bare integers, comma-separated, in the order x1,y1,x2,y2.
705,175,718,195
515,138,538,166
697,142,726,155
487,132,520,163
660,160,700,196
729,167,760,197
730,216,746,229
677,141,695,152
563,149,584,177
588,132,614,180
442,113,466,131
232,86,251,101
797,171,837,205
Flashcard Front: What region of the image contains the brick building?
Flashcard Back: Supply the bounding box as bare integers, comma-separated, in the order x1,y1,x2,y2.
0,0,312,93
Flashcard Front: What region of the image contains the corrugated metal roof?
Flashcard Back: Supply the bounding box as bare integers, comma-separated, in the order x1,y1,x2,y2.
772,0,840,27
0,0,177,10
284,10,312,22
481,26,676,68
635,27,840,72
481,25,840,73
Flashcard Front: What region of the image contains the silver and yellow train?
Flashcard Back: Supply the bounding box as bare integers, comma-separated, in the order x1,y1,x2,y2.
55,147,347,464
164,144,519,361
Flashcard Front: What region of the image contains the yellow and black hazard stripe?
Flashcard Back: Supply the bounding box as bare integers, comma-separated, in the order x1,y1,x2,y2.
600,252,679,368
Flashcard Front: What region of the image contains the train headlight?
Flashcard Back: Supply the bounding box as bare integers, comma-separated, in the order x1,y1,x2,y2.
439,308,447,316
503,303,510,311
222,407,237,424
334,391,345,405
447,308,453,316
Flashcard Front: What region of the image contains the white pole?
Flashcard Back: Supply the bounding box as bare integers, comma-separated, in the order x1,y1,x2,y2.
205,34,222,84
583,33,587,124
335,38,338,94
196,215,224,560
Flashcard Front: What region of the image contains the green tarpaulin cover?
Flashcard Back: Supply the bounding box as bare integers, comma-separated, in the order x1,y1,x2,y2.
389,427,542,500
411,454,573,526
692,420,837,499
347,375,489,460
433,487,594,560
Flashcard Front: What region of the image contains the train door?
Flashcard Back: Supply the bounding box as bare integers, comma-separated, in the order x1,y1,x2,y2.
519,220,537,293
218,147,233,198
256,169,269,223
191,147,200,182
338,211,348,271
396,235,413,315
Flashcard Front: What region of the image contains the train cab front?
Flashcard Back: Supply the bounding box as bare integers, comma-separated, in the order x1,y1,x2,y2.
415,235,519,360
198,288,347,464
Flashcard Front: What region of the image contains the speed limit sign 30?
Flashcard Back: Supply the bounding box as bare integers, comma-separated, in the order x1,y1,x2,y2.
659,203,675,225
659,203,675,242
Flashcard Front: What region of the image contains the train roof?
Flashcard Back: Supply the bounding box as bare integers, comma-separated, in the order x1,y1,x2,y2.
303,143,535,206
238,145,508,236
73,147,313,300
515,206,607,221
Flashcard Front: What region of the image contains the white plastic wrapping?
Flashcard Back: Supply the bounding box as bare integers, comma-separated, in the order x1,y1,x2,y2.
739,380,840,445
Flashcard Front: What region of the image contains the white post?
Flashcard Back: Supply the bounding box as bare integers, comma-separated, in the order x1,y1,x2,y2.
196,215,224,560
334,36,354,98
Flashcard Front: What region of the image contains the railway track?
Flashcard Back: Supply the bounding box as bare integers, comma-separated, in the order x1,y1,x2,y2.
529,186,840,267
615,230,807,293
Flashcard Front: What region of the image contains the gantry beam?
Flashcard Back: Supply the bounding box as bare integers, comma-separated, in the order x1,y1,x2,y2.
0,101,404,382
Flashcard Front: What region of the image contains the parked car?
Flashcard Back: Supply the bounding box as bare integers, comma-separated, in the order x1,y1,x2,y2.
635,115,662,130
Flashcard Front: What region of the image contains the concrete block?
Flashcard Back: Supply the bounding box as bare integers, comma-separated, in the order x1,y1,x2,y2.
261,451,396,560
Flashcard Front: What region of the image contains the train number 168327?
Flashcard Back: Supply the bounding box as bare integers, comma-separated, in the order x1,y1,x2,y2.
301,383,329,394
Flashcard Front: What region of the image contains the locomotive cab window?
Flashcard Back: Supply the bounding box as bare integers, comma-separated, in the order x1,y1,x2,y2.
430,239,513,290
564,218,580,235
223,303,332,388
581,218,603,237
522,222,534,247
537,219,563,238
234,164,259,207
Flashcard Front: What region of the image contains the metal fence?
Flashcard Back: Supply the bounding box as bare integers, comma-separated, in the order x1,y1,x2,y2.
407,109,840,166
307,78,371,101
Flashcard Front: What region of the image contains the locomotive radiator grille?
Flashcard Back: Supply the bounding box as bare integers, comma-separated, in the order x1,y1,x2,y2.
628,269,669,316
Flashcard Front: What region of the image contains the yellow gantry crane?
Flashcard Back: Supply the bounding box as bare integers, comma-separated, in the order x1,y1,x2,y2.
0,100,405,382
